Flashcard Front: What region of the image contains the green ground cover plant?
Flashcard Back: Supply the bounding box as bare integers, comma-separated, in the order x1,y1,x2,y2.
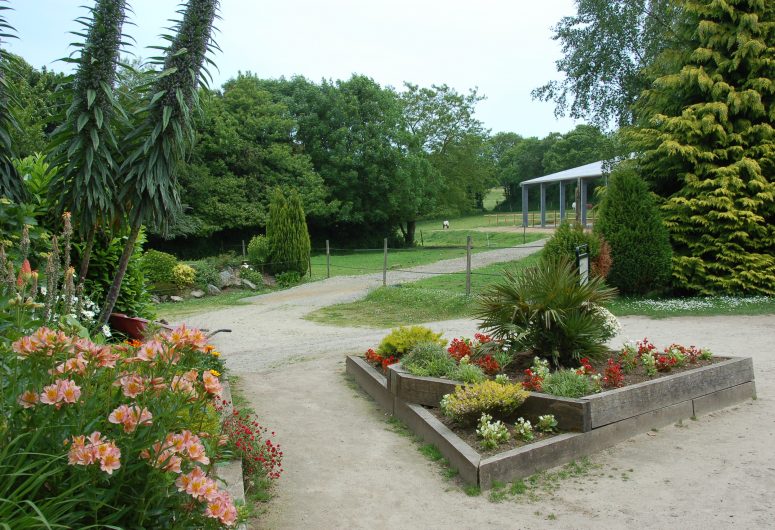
608,296,775,318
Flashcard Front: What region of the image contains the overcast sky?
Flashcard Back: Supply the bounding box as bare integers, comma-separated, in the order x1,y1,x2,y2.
5,0,583,138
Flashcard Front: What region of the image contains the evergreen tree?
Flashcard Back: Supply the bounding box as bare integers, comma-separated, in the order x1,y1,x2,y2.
0,1,26,203
595,162,672,294
629,0,775,295
267,187,310,276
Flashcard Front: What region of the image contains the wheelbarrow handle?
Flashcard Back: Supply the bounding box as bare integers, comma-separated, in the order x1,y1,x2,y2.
206,328,232,339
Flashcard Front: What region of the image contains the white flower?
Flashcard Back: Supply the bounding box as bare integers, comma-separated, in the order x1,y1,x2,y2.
101,325,112,338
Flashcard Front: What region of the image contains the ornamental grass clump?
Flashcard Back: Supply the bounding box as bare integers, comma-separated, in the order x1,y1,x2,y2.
440,380,528,424
541,369,595,398
401,341,456,378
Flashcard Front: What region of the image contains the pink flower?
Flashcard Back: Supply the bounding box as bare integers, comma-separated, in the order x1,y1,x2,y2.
136,340,163,362
99,443,121,475
40,383,61,405
17,390,38,408
187,441,210,465
202,370,223,395
118,374,146,398
204,491,238,526
109,404,153,434
164,324,209,351
58,379,81,404
67,432,120,475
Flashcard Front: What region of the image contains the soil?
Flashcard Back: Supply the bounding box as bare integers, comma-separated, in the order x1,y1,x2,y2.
179,243,775,529
426,406,561,458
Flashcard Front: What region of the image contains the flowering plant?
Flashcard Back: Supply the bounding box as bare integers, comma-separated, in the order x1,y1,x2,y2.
514,417,534,441
476,413,510,450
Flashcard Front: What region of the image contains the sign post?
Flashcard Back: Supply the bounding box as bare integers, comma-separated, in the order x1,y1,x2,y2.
575,244,589,285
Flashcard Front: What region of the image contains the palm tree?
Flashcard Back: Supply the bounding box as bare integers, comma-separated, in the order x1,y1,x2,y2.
97,0,219,326
47,0,129,281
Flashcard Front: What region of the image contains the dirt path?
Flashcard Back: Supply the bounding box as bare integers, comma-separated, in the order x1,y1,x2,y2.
182,246,775,529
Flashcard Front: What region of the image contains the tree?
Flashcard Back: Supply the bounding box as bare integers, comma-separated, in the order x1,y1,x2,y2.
47,0,128,281
542,125,615,174
98,0,219,325
266,187,310,275
533,0,686,127
174,73,328,237
0,2,25,202
594,162,672,294
628,0,775,295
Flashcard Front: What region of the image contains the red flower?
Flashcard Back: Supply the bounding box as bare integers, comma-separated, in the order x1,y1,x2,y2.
522,368,543,392
602,358,624,388
475,355,499,376
381,355,398,372
447,338,471,362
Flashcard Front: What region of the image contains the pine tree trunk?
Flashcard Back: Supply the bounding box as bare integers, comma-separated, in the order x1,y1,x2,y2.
97,215,141,326
404,220,416,246
78,225,96,283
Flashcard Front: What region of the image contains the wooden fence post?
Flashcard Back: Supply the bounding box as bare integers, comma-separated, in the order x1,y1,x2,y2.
466,235,472,296
326,240,330,279
383,238,388,287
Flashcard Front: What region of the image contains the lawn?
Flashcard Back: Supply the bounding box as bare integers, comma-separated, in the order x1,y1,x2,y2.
156,289,258,321
482,187,505,210
608,295,775,318
305,252,545,328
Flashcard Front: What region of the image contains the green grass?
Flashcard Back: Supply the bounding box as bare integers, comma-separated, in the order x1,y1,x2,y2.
483,187,506,211
308,232,544,281
306,252,544,328
419,444,444,462
608,295,775,318
156,289,258,321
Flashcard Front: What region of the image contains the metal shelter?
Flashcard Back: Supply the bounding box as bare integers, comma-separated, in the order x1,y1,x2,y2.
519,160,607,227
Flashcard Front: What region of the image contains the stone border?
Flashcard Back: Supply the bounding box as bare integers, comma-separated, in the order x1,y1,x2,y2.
217,377,248,530
346,355,756,489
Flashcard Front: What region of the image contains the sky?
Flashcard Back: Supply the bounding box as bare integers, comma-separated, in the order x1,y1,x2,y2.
5,0,583,138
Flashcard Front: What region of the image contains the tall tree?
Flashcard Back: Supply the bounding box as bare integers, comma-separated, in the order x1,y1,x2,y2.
98,0,219,325
533,0,686,127
542,125,615,174
47,0,128,281
0,1,25,202
629,0,775,295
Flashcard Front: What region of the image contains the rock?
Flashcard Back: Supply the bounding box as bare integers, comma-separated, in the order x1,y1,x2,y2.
159,295,169,302
241,278,257,290
150,295,161,304
207,284,221,295
262,273,276,287
169,295,184,303
190,289,205,299
218,269,239,288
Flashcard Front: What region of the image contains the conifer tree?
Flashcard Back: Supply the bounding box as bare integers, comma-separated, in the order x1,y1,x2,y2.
267,187,310,275
595,162,672,294
0,1,26,202
629,0,775,295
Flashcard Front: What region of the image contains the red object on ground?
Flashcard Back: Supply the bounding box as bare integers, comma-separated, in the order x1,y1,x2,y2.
109,313,172,340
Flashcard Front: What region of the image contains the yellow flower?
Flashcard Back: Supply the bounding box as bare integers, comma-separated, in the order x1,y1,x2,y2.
209,369,221,377
210,350,220,357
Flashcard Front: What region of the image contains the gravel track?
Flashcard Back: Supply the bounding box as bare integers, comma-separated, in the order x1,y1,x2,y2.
179,243,775,529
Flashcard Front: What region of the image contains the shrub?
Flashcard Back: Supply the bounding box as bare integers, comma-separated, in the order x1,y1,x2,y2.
449,363,486,384
377,325,445,359
476,256,618,367
594,163,672,295
240,267,264,287
247,234,270,269
171,263,196,290
141,249,178,284
191,260,219,288
543,221,600,266
541,369,595,398
591,237,612,279
275,270,301,288
401,341,456,378
440,380,529,424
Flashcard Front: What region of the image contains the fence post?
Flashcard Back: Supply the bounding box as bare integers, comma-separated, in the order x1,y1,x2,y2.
466,235,472,296
420,230,424,247
308,254,312,279
383,238,388,287
326,240,330,279
486,233,490,248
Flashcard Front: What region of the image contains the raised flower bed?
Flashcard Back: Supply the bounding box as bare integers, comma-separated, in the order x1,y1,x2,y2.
346,351,756,488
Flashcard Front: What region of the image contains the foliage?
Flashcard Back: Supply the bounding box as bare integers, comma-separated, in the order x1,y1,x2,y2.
476,413,510,450
536,414,558,433
141,249,179,285
543,221,600,264
532,0,684,127
0,5,25,203
540,369,595,398
0,198,49,265
191,260,219,288
247,234,270,269
266,187,310,275
594,163,672,294
591,236,612,279
476,256,617,367
0,325,246,527
628,0,775,295
221,407,283,482
602,359,625,388
376,325,445,359
171,263,196,290
46,0,128,242
239,267,264,288
440,380,528,424
449,363,486,385
12,153,57,219
401,341,456,378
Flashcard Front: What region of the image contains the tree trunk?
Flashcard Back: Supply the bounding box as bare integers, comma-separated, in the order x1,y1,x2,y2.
78,225,96,283
97,215,141,326
404,220,416,247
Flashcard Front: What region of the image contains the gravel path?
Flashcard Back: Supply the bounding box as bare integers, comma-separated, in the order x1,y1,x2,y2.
181,244,775,529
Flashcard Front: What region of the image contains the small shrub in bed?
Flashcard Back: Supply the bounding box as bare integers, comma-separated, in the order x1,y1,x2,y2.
541,369,596,398
377,326,445,359
514,417,535,441
449,363,486,384
476,413,510,450
171,263,196,289
141,249,178,284
441,380,529,424
402,341,456,378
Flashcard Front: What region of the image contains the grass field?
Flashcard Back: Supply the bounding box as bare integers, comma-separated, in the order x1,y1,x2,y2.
482,187,506,210
309,232,545,280
608,296,775,319
156,290,257,321
305,252,545,328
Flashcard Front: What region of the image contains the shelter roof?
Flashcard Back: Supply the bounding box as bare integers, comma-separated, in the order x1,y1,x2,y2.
519,160,606,187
